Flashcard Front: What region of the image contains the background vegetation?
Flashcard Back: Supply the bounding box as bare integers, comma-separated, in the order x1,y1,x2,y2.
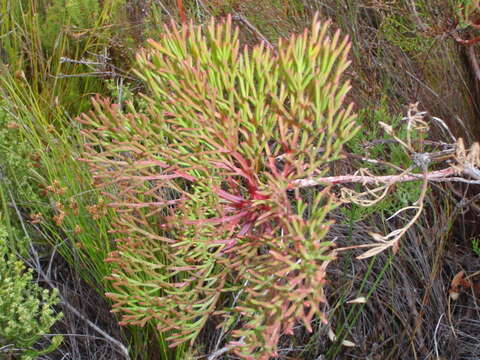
0,0,479,359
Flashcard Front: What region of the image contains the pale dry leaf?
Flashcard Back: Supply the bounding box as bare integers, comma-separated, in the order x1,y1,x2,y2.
341,339,356,347
347,297,367,304
449,291,460,301
328,328,356,347
368,231,386,243
379,121,393,135
328,328,337,342
356,244,389,259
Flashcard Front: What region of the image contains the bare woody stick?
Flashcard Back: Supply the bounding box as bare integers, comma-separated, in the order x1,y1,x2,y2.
291,167,480,188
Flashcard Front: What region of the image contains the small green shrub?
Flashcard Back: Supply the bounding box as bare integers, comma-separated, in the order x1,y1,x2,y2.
381,12,434,55
40,0,101,49
0,226,63,359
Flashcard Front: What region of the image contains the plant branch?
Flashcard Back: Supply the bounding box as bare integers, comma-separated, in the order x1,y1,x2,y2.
232,14,275,50
291,167,456,187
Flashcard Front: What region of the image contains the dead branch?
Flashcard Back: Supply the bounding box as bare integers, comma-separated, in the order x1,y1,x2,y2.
232,14,275,51
295,105,480,260
292,167,456,187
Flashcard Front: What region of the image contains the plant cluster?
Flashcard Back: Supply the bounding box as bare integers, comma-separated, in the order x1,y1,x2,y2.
80,15,358,359
0,226,63,359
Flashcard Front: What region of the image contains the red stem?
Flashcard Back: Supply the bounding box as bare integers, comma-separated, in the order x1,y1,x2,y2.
176,0,187,24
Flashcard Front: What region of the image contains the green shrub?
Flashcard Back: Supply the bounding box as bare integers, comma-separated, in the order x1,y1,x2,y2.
80,15,357,359
380,5,434,55
38,0,101,53
0,226,63,359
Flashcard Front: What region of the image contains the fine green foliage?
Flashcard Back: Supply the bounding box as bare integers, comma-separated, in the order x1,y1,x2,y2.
0,0,478,359
381,13,434,55
0,226,63,359
80,15,358,359
194,0,308,40
38,0,101,53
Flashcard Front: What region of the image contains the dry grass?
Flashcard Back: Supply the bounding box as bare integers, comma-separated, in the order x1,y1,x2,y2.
43,256,129,360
